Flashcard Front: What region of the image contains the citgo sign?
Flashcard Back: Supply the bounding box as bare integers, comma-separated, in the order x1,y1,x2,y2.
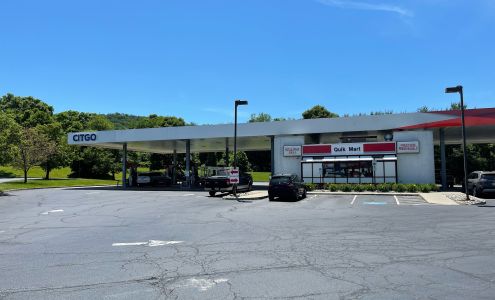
72,133,97,142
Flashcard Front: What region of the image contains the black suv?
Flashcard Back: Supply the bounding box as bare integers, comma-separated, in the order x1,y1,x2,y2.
467,171,495,197
268,174,306,201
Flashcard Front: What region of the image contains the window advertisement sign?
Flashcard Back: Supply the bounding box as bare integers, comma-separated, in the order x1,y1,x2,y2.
228,168,240,184
283,145,302,157
397,141,420,153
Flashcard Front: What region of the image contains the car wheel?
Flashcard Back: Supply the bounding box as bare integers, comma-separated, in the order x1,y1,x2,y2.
209,191,216,197
269,195,274,201
293,191,299,201
473,187,481,198
301,188,307,199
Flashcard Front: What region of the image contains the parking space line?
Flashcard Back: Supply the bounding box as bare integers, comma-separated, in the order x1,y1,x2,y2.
394,195,400,205
351,195,357,205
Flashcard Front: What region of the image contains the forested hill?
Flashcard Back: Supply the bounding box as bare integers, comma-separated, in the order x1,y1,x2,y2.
104,113,145,130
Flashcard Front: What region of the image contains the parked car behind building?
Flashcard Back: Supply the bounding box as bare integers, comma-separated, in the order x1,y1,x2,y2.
467,171,495,197
130,171,172,187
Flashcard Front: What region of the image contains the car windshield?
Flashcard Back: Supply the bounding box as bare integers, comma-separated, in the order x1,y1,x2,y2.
481,174,495,180
271,176,291,184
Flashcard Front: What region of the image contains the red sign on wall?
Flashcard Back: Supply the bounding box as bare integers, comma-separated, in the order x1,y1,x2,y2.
302,142,397,156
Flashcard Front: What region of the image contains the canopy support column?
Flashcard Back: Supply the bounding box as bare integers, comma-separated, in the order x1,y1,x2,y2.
185,140,191,187
440,128,447,190
122,143,127,188
270,136,275,175
173,149,177,185
225,138,229,166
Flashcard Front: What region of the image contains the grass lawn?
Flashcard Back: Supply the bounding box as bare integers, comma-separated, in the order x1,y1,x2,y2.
0,166,72,179
248,171,271,182
0,178,118,192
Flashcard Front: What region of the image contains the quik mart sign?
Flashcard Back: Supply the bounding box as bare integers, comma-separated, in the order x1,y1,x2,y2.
302,142,399,156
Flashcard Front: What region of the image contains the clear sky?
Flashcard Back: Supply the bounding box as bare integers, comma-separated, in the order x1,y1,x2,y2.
1,0,494,124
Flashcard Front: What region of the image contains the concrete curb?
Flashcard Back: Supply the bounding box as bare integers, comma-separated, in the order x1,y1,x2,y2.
308,191,421,196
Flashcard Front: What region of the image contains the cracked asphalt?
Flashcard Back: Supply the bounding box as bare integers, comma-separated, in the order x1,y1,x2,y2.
1,188,495,299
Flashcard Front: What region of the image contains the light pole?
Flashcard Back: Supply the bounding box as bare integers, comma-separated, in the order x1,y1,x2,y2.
233,99,248,196
445,85,470,200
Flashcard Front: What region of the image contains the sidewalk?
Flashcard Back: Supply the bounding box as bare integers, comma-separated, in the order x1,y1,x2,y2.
222,190,268,200
419,193,459,205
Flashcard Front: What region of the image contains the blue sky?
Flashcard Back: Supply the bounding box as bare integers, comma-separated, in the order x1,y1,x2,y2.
1,0,494,124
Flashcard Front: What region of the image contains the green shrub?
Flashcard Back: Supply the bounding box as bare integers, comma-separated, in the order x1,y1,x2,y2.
353,184,365,192
377,183,392,192
304,183,316,191
419,184,431,193
362,184,375,191
341,184,353,192
428,184,439,192
326,183,339,192
392,183,406,193
406,184,418,193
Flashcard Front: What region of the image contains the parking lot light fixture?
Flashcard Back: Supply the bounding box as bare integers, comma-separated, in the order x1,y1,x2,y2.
233,100,248,196
233,100,248,170
445,85,470,200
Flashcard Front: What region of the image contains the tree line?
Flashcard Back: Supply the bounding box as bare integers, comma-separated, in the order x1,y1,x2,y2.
0,93,341,181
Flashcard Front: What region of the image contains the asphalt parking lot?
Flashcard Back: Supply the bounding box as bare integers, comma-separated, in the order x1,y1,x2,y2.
1,188,495,299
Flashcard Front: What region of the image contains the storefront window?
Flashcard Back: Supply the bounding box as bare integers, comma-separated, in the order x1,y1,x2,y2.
302,156,397,184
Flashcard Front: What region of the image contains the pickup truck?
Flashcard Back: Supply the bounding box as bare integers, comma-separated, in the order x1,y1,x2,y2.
203,168,253,196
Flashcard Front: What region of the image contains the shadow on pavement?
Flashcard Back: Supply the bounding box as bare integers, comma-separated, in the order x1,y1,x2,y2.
63,184,268,192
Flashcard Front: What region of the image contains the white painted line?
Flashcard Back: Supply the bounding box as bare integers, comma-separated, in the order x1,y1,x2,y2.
41,209,64,215
351,195,357,205
182,193,195,197
181,278,229,291
394,195,400,205
112,240,184,247
0,230,5,234
112,242,148,247
85,192,100,195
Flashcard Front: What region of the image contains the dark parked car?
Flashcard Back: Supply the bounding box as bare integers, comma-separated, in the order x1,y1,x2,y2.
268,174,306,201
467,171,495,197
133,172,172,187
203,168,253,196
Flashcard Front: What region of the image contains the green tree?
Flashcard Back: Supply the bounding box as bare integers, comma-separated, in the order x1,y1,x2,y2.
219,151,251,172
0,113,21,165
87,115,115,131
37,122,70,179
12,127,57,183
417,106,430,112
134,115,186,128
54,110,93,133
69,147,116,179
302,105,339,119
249,113,272,123
0,93,54,127
450,102,467,110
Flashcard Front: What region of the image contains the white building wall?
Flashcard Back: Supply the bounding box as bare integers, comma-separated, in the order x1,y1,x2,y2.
394,130,435,184
274,135,305,177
